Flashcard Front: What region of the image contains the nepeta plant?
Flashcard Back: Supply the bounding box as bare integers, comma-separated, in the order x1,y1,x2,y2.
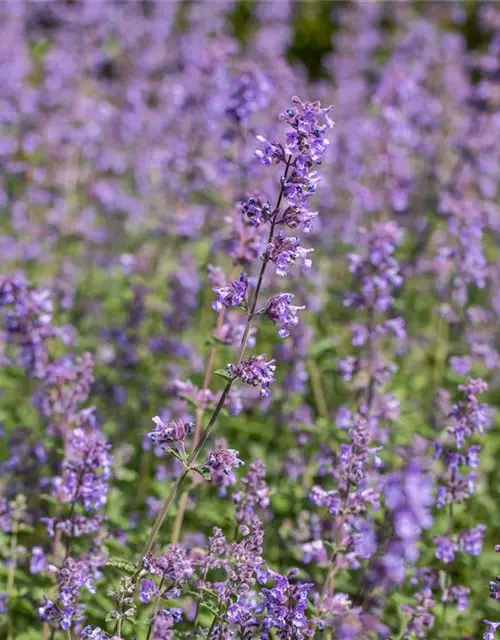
2,4,500,640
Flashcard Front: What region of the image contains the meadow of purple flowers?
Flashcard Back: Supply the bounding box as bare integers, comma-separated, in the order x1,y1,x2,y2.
1,1,500,639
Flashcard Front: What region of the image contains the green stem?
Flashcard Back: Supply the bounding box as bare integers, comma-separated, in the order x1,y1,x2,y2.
136,158,292,565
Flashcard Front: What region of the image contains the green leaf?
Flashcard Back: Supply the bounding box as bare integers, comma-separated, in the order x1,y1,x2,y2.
193,465,211,480
106,557,135,573
214,368,232,381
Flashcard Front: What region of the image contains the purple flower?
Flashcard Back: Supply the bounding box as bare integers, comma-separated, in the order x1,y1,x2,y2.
143,545,193,591
450,355,472,375
264,231,313,277
227,355,276,396
434,536,456,564
445,585,470,611
139,578,156,604
208,447,244,476
458,524,486,556
280,203,318,235
212,272,248,312
255,135,285,166
241,197,272,227
448,378,489,448
30,546,48,575
401,589,435,638
255,566,318,638
81,627,109,639
233,460,270,528
149,415,195,447
226,67,271,124
484,620,500,640
263,293,305,338
384,461,434,565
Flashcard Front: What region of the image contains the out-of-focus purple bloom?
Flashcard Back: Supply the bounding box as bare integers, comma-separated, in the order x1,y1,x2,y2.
233,460,270,529
434,536,456,564
139,578,156,604
30,546,48,575
401,589,435,638
450,355,472,375
458,524,486,556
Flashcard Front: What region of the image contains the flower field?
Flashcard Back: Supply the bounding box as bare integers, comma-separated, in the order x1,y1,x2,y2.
2,2,500,639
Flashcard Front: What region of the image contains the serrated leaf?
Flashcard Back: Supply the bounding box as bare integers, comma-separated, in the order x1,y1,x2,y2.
214,368,232,381
164,447,186,462
193,465,211,480
106,557,135,573
200,601,221,617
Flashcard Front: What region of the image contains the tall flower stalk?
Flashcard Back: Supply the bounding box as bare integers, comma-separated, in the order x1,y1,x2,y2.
130,98,333,622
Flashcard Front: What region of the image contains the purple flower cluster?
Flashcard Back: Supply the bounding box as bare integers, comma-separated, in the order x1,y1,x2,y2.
148,415,195,447
212,272,249,312
227,355,277,397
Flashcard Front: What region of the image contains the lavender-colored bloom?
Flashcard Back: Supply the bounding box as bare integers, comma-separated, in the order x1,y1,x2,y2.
227,355,276,396
345,221,403,313
38,558,95,630
81,627,110,639
139,578,156,604
444,585,470,611
143,545,193,587
0,593,7,614
30,546,48,575
212,272,248,312
434,536,456,564
450,355,472,375
241,196,272,227
384,460,434,565
150,608,183,640
263,293,305,338
53,427,112,512
226,67,271,124
458,524,486,556
208,447,243,476
264,231,313,277
255,566,318,638
233,459,270,528
148,416,195,447
448,378,489,448
484,620,500,640
401,589,435,639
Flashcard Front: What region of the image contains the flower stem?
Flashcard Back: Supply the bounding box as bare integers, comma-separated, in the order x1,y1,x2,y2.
135,156,292,577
